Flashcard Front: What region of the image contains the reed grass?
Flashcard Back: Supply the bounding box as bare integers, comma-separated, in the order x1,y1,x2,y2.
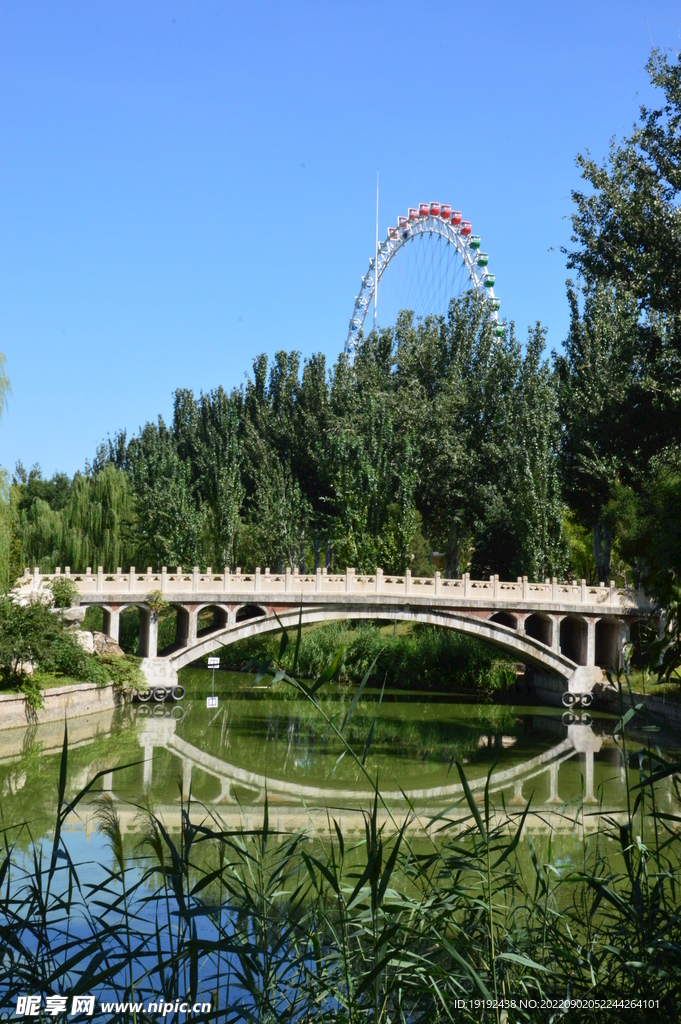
1,636,680,1022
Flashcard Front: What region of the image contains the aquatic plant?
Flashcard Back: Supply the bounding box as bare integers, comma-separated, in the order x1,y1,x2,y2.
0,642,680,1021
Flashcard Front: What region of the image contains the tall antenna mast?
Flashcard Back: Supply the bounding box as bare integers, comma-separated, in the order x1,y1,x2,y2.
373,171,379,330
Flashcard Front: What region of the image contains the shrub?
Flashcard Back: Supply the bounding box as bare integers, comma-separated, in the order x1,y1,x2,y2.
0,597,75,678
46,576,79,610
0,597,143,700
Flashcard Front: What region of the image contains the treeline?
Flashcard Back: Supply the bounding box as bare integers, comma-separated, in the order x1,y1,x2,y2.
8,50,681,602
9,293,569,585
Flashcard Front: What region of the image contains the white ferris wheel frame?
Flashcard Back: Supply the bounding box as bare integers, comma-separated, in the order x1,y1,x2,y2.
345,212,499,356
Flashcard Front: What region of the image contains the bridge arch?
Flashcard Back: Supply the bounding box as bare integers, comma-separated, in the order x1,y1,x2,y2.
559,615,588,666
595,617,620,670
167,604,579,681
525,612,553,648
489,611,518,630
236,603,267,623
196,605,230,637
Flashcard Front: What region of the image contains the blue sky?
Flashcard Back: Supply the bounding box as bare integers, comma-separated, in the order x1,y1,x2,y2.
1,1,678,477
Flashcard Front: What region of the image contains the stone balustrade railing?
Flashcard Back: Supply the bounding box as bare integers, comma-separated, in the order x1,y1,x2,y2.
17,565,649,609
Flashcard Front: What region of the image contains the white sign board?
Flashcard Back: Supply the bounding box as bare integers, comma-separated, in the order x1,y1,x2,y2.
207,657,220,669
206,696,219,709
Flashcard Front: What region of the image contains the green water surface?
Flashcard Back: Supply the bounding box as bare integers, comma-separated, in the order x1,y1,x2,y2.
2,668,680,841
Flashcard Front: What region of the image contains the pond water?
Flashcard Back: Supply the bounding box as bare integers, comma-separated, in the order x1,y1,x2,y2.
2,668,680,844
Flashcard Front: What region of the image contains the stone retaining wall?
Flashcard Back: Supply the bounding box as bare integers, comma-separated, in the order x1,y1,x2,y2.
592,683,681,730
0,682,123,731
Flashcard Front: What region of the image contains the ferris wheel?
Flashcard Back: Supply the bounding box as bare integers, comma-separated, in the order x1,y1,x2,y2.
345,201,503,356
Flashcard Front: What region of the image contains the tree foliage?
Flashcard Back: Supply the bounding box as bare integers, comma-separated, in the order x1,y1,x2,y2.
565,48,681,596
10,293,570,583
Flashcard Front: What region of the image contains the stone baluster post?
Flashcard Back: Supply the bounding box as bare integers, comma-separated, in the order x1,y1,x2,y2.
609,580,616,604
464,572,471,597
223,567,230,593
434,571,441,596
493,574,499,599
315,567,322,593
552,577,558,602
285,567,291,593
522,576,529,601
192,566,199,593
580,579,587,603
33,566,40,592
161,566,168,593
129,567,136,593
345,567,354,593
405,569,412,595
255,567,261,593
97,566,104,593
376,567,383,594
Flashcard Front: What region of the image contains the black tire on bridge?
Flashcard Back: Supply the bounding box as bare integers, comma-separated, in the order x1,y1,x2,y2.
137,688,152,702
153,687,167,702
172,685,186,702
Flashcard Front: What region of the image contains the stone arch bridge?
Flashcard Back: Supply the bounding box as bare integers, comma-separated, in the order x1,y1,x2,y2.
18,565,652,703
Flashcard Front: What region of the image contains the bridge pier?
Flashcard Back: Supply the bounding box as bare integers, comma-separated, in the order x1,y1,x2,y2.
511,779,524,804
551,615,562,654
142,745,154,789
568,723,602,802
102,606,120,644
586,619,596,669
182,760,192,797
177,606,199,647
138,607,157,659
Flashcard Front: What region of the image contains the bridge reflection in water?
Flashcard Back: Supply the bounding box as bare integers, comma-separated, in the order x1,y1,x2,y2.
1,702,670,841
90,710,636,838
